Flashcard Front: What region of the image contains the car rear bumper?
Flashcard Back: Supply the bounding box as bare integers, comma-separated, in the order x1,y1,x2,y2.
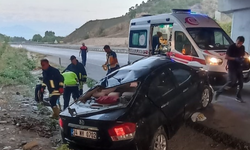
61,131,138,150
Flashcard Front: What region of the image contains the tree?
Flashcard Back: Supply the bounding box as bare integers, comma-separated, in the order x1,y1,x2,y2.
45,31,55,37
32,34,42,42
129,10,137,19
218,22,232,36
43,31,56,43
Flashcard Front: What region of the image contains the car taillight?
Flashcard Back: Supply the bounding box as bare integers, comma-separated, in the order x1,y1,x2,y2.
59,118,63,128
108,122,136,141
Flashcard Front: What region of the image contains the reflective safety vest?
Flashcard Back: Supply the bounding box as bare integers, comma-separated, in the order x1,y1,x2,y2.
62,71,78,86
106,50,119,69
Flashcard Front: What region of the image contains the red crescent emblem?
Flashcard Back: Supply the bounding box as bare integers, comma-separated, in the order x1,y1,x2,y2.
185,17,199,25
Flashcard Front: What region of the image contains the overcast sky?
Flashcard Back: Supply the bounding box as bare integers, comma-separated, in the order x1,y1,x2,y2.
0,0,144,38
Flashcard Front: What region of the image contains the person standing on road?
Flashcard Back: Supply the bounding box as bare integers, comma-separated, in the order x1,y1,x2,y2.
63,55,87,96
102,45,120,75
214,36,246,103
79,43,88,67
62,70,80,110
40,59,64,119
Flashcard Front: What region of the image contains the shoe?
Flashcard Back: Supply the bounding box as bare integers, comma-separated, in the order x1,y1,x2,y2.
50,106,60,119
213,91,219,101
235,97,245,103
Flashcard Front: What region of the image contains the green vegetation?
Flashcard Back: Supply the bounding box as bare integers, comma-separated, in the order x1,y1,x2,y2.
56,144,70,150
0,33,6,42
127,0,202,18
218,22,232,36
32,34,43,42
0,43,36,85
86,78,97,88
10,36,27,42
32,31,65,43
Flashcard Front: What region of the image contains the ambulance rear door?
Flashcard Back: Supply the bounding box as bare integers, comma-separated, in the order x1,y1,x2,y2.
128,24,150,64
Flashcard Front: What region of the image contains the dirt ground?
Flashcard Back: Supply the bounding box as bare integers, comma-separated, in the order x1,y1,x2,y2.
0,80,60,150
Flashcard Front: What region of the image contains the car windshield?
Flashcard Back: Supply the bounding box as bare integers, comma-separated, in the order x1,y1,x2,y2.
187,28,233,50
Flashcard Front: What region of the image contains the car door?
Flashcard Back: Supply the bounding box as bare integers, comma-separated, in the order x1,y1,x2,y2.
169,63,200,120
147,66,185,123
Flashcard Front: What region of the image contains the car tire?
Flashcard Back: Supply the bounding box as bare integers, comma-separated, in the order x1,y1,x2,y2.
200,85,212,109
149,126,168,150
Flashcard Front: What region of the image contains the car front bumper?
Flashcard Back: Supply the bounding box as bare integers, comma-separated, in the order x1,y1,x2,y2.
208,70,250,85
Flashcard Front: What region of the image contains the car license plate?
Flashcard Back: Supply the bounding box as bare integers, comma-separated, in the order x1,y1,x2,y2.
71,129,97,139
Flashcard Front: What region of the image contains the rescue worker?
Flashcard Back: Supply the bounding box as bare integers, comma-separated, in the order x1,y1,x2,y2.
152,32,162,55
214,36,246,103
79,43,88,67
63,55,87,96
62,70,80,110
102,45,120,75
40,59,64,119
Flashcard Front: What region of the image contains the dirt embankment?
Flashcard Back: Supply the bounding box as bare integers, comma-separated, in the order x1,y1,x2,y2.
0,44,61,150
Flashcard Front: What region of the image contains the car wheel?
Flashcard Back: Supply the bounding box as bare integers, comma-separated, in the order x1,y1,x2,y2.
200,85,212,109
149,126,168,150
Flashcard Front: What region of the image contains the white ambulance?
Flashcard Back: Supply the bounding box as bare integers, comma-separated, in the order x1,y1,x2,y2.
128,9,250,85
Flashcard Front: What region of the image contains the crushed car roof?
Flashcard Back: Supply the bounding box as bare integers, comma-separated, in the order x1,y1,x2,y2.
98,55,173,87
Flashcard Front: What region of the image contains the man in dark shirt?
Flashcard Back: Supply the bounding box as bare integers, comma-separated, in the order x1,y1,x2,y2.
214,36,245,103
152,32,162,55
63,55,87,96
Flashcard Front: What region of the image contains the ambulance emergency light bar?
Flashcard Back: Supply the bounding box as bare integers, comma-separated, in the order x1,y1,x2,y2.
172,9,191,14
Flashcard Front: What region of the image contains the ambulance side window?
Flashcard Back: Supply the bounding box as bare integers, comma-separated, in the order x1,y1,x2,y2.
214,31,230,46
129,30,147,48
175,31,198,57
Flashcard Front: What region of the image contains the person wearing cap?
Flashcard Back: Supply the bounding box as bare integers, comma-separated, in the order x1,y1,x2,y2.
79,43,88,67
62,70,79,110
102,45,120,75
63,55,87,96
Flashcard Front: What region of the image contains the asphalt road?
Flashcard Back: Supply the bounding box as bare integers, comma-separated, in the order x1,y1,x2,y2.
16,45,128,81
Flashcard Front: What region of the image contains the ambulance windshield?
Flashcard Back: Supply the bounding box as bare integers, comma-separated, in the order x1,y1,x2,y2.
187,28,233,50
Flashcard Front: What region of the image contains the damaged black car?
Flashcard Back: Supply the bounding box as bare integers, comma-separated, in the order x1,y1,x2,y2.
59,55,213,150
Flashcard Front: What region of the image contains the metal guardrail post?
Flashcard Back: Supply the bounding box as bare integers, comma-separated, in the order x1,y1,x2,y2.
59,58,61,66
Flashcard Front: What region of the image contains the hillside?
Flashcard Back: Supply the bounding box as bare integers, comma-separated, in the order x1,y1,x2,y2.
63,16,130,43
64,0,231,45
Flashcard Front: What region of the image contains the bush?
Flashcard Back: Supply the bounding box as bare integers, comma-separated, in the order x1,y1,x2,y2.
86,78,97,88
0,45,36,85
218,22,232,36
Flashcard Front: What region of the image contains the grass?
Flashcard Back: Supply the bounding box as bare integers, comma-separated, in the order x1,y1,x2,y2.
0,44,36,85
56,144,70,150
